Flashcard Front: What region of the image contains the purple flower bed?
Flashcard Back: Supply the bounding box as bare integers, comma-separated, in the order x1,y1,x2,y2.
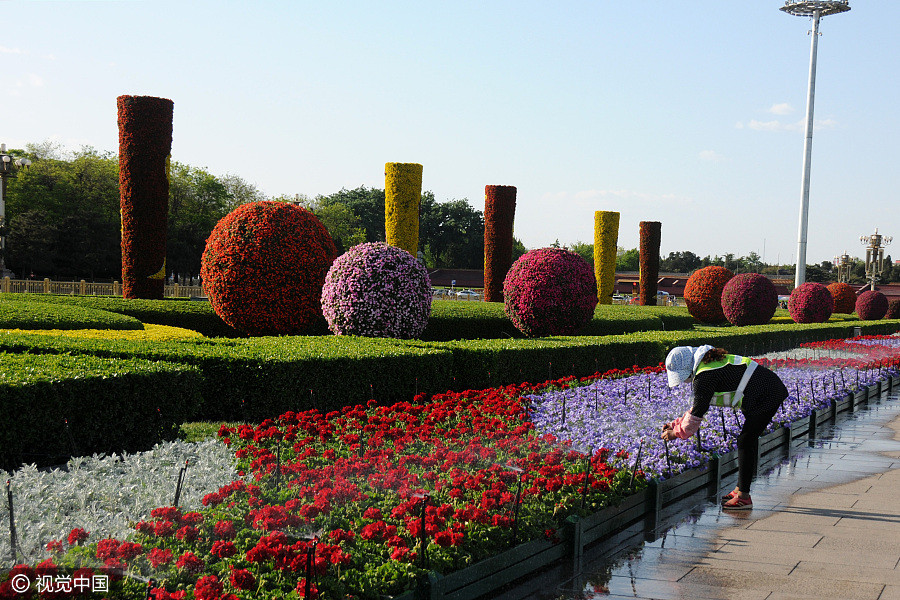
526,350,897,479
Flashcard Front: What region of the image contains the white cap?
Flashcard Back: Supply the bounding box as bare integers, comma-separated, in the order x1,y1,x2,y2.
665,345,714,387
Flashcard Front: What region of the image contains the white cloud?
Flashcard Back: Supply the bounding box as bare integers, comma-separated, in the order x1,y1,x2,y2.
27,74,44,87
740,118,836,133
0,46,24,55
769,103,794,115
699,150,725,162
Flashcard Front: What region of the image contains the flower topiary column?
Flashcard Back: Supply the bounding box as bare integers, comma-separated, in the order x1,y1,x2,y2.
117,95,173,299
593,211,619,304
638,221,661,305
483,185,517,302
384,162,423,255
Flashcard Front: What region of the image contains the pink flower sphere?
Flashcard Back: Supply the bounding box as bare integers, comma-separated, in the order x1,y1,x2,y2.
788,282,833,324
321,242,432,339
503,248,597,337
720,273,778,326
855,290,888,321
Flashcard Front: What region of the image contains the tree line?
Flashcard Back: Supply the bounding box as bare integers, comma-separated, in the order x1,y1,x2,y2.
0,143,523,281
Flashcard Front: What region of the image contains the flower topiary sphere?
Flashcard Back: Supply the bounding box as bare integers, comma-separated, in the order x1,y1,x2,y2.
201,201,337,336
503,248,597,337
826,282,857,314
683,266,734,324
720,273,777,326
788,282,833,324
321,242,432,339
855,290,888,321
886,298,900,319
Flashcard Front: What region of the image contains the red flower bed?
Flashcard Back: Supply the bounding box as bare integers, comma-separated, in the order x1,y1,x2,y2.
789,282,833,324
856,290,888,321
503,248,597,336
826,282,857,315
117,95,173,300
483,185,517,303
201,201,337,335
683,266,734,323
638,221,661,305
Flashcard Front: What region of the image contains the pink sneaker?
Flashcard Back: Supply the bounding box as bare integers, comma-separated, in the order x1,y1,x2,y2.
722,495,752,510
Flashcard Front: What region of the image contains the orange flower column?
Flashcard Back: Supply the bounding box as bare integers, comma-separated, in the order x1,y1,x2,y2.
117,95,173,299
384,163,423,255
483,185,517,302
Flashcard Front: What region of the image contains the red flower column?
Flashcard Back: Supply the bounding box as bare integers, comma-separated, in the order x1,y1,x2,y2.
483,185,517,302
117,95,173,299
638,221,661,306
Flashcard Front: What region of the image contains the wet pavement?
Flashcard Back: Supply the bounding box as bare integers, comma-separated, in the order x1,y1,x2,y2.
497,392,900,600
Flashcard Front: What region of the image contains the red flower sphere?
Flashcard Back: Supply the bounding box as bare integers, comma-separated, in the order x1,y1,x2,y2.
683,266,734,323
720,273,777,326
788,282,833,324
201,201,337,335
855,290,888,321
503,248,597,337
886,298,900,319
826,282,857,314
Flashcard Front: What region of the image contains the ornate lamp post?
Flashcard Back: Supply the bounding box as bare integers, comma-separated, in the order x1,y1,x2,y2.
780,0,850,288
832,251,852,283
0,144,31,277
859,228,892,291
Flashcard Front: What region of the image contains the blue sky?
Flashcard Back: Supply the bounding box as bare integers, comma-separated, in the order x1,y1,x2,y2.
2,1,897,266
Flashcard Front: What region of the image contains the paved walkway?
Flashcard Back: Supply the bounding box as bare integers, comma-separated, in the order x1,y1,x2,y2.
506,393,900,600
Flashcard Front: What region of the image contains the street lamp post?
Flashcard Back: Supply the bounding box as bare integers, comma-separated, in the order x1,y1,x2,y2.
832,251,852,283
0,143,31,277
780,0,850,288
860,228,892,292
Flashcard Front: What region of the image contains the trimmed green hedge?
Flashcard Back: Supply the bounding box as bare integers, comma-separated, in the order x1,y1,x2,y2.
0,295,243,337
0,352,201,470
2,320,897,425
422,301,694,341
0,296,144,331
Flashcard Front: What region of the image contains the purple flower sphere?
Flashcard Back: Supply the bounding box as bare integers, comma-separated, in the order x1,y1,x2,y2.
720,273,777,326
321,242,431,339
788,282,833,324
503,248,597,337
855,290,888,321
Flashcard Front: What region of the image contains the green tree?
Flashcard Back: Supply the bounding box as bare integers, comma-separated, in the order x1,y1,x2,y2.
569,241,593,268
314,202,367,254
419,193,484,269
315,186,386,243
616,248,639,272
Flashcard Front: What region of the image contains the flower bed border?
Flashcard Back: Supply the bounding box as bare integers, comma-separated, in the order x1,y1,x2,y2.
398,375,896,600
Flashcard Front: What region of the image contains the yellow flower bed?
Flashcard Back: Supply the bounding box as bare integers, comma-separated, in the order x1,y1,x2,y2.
594,211,620,305
384,162,423,255
0,323,204,341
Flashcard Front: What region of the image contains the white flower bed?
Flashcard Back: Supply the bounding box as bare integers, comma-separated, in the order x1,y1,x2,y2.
0,438,240,561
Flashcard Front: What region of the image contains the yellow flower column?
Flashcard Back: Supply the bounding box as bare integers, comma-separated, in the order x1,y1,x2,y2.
384,163,423,255
594,211,620,304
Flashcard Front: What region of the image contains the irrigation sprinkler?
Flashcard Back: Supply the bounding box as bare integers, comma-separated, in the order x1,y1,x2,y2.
720,410,728,441
628,438,644,491
647,375,651,403
7,480,18,565
304,536,320,598
63,418,79,457
595,379,600,412
145,579,156,600
560,394,568,431
580,448,593,509
663,438,672,478
273,439,282,493
172,460,189,508
695,432,703,453
507,466,525,547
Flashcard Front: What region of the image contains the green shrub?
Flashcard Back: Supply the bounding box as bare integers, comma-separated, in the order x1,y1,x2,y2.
0,296,144,330
0,352,200,470
0,295,245,337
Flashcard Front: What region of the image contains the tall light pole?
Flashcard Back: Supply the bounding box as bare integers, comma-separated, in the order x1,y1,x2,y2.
860,228,892,291
781,0,850,288
0,143,31,277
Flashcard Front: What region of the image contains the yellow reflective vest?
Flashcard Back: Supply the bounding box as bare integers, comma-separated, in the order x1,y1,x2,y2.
694,354,758,409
